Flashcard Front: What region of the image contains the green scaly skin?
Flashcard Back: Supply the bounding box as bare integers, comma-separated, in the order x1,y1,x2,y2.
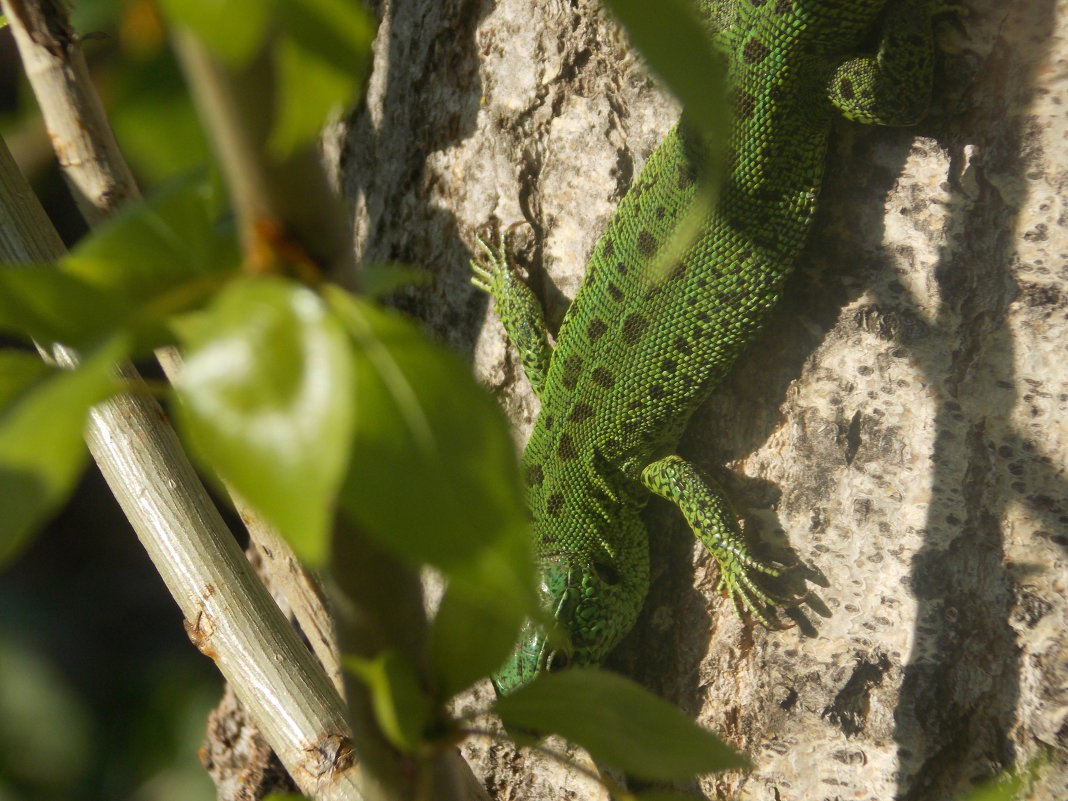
472,0,944,695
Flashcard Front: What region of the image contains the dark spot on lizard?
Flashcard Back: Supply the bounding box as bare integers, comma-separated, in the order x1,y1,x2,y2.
616,261,628,275
591,367,615,388
608,283,624,301
649,384,666,399
603,239,615,258
557,434,578,461
621,313,649,345
675,337,693,356
637,230,657,258
525,464,544,486
655,205,667,219
775,0,792,15
838,77,855,101
677,163,697,189
547,492,565,516
661,357,677,374
587,318,608,340
730,88,757,120
743,38,770,64
568,403,594,423
561,355,584,389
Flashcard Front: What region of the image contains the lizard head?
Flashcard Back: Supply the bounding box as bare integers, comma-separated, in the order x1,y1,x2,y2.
492,517,649,695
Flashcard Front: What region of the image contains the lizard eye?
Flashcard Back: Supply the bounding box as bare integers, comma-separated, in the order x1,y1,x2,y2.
592,560,620,586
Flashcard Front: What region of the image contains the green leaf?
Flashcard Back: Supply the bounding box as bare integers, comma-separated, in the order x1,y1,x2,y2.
64,174,238,305
158,0,272,65
327,288,535,621
174,277,353,565
428,580,524,699
602,0,727,143
360,262,432,299
268,0,375,157
0,351,49,409
344,650,432,752
0,339,127,564
108,54,213,186
0,178,234,353
958,765,1036,801
0,635,91,794
0,266,132,348
494,668,747,781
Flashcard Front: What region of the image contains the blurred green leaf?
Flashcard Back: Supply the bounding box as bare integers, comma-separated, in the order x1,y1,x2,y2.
269,0,375,156
158,0,272,65
0,338,126,564
326,288,535,622
173,277,353,566
0,351,48,409
602,0,726,142
494,668,746,781
64,174,238,305
108,55,213,186
344,650,432,752
428,580,523,699
958,767,1034,801
0,635,91,796
0,266,132,348
360,262,432,299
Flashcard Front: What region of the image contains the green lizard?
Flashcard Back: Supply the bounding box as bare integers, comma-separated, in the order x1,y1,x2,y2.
472,0,944,694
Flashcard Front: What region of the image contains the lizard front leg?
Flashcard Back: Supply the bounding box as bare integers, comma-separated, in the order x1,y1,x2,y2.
641,455,781,625
470,232,553,397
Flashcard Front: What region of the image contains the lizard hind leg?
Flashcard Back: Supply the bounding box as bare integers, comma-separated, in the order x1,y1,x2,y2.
826,0,953,126
641,454,784,626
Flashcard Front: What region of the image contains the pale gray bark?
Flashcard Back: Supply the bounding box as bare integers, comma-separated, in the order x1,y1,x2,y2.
338,0,1068,798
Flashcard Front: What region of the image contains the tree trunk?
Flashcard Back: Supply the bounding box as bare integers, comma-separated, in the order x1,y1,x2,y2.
336,0,1068,798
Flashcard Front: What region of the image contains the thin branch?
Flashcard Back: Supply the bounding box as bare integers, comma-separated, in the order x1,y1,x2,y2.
2,0,138,223
170,28,354,281
0,135,366,801
2,4,491,800
2,0,349,724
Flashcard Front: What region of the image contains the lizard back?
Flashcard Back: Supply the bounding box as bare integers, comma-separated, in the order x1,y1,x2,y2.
522,1,893,559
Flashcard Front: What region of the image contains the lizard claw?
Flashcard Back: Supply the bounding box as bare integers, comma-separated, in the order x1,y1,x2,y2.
469,231,511,298
714,549,795,628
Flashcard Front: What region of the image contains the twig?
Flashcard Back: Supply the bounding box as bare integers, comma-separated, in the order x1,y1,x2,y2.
2,0,347,716
2,3,491,800
0,134,366,801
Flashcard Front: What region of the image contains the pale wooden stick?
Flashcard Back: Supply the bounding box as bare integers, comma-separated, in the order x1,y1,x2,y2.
0,3,489,798
0,128,365,801
1,0,344,696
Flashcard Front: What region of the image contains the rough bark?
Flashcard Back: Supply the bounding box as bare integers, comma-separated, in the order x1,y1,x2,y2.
336,0,1068,798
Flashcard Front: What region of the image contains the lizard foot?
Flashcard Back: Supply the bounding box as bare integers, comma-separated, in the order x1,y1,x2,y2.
469,229,510,300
